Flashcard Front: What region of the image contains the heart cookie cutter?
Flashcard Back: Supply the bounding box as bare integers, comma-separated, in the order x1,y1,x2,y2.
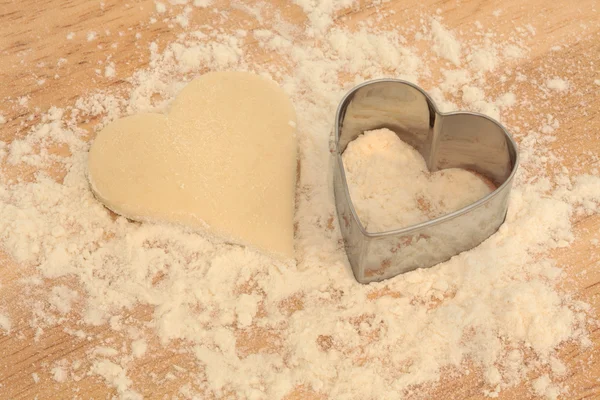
333,79,519,284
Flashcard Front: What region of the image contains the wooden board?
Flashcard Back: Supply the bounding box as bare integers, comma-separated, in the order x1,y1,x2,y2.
0,0,599,399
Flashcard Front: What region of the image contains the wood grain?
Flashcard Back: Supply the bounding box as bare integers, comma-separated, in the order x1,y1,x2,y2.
0,0,599,399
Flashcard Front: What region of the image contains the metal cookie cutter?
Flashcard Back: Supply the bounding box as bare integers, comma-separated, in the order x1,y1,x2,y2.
333,79,519,284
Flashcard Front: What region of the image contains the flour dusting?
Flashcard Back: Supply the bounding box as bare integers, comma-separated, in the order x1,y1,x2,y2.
343,128,493,232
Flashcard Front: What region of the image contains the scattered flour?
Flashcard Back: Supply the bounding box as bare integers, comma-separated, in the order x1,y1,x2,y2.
430,19,462,66
0,314,11,333
343,129,492,231
292,0,357,36
546,78,569,91
533,374,561,400
91,360,141,399
193,0,213,7
18,96,28,107
0,3,598,400
155,1,167,13
49,285,79,314
105,62,116,78
131,339,148,358
51,365,68,382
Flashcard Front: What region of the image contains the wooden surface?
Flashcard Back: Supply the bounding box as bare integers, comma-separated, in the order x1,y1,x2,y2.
0,0,599,399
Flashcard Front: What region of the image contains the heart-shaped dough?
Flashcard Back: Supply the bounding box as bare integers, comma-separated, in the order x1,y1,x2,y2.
88,71,297,259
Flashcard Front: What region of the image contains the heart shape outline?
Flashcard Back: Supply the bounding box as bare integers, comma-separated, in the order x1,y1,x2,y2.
332,79,519,283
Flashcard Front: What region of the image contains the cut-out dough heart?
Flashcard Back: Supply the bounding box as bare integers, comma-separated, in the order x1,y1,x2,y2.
88,71,297,259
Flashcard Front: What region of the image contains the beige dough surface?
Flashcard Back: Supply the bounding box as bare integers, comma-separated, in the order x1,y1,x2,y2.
88,71,297,259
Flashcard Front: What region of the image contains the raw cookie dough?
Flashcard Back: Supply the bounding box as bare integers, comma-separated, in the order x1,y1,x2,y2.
88,71,297,259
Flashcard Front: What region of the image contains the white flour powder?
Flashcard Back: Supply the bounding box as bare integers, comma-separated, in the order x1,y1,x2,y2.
0,2,599,400
343,128,493,231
